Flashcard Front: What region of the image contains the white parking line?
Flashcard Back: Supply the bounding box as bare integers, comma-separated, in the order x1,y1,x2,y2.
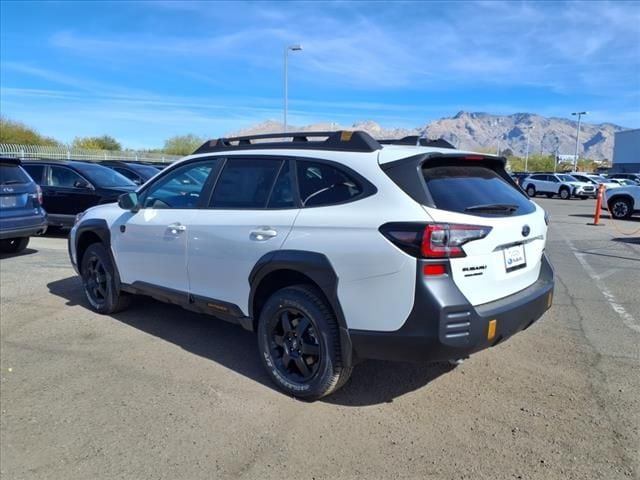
560,232,640,334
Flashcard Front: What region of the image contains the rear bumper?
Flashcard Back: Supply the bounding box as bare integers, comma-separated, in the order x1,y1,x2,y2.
350,254,554,363
0,216,48,240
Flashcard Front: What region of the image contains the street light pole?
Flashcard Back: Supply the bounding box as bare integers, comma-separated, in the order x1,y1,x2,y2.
571,111,587,171
524,125,534,172
284,44,303,133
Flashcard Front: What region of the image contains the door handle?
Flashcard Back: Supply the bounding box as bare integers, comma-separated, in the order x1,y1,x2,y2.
168,222,187,234
250,227,278,241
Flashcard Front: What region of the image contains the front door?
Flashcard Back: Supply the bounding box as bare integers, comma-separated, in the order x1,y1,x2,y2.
112,159,218,294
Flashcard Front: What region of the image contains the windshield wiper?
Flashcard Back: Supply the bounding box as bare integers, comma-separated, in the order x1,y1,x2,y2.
0,180,25,185
465,203,519,214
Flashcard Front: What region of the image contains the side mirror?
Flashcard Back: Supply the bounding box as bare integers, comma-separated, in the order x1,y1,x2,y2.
118,192,139,212
74,180,93,189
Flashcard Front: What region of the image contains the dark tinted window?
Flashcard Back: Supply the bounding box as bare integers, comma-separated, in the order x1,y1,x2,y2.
49,166,88,188
530,175,544,181
22,164,44,184
142,160,216,209
113,167,141,183
297,161,363,207
210,158,281,209
422,164,535,217
1,163,32,185
74,163,136,188
267,161,295,208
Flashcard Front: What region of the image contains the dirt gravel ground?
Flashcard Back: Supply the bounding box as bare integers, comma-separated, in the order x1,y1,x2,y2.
1,198,638,479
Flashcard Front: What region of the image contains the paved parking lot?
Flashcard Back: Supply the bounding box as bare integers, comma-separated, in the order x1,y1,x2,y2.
1,198,638,480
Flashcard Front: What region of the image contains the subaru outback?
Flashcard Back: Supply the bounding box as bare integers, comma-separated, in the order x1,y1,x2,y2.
69,131,554,400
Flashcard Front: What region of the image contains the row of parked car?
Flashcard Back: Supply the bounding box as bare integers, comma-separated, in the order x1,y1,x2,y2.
0,158,165,253
509,170,640,219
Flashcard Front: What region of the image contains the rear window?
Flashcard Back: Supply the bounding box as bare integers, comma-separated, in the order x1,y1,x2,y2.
422,164,536,217
0,163,32,185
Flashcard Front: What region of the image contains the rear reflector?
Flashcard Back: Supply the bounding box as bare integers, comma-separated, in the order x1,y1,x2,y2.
423,264,446,276
488,319,497,340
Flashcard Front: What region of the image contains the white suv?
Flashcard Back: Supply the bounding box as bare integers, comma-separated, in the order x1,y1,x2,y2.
523,173,596,199
69,131,554,399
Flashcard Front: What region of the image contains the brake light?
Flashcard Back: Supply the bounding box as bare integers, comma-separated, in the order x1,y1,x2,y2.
422,224,491,258
379,223,492,258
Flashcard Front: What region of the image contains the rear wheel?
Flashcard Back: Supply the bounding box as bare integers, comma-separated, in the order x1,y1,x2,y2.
0,237,29,253
526,185,536,197
80,243,131,314
609,198,633,219
559,187,571,200
257,285,352,400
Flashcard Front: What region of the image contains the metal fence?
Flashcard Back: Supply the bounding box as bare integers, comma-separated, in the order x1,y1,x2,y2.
0,144,181,163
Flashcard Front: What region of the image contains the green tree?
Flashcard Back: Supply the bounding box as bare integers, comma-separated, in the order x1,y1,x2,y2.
71,135,122,151
0,117,60,146
162,134,205,155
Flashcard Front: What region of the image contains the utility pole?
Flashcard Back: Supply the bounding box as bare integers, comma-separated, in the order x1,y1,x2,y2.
283,44,303,133
571,111,587,171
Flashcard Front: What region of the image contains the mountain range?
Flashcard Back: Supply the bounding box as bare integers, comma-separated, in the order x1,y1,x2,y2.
227,112,629,161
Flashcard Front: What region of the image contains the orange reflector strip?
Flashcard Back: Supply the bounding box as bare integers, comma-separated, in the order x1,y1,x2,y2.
423,264,446,276
487,319,497,340
547,292,553,308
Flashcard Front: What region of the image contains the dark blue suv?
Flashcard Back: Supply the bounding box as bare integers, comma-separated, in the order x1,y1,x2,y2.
0,157,48,253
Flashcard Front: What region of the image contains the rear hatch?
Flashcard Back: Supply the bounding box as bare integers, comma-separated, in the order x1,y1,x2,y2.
384,154,547,306
0,160,40,221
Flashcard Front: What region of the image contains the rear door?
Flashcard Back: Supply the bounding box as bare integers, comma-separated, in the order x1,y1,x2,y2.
420,158,546,306
187,157,299,313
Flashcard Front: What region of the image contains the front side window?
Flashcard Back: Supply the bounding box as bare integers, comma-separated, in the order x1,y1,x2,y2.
296,161,363,207
210,158,282,209
74,163,136,188
49,166,89,189
141,160,217,209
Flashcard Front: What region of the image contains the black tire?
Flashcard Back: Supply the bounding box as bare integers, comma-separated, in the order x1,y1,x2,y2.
80,243,131,314
609,198,633,219
545,193,554,198
257,285,352,400
559,187,571,200
0,237,29,253
526,185,536,197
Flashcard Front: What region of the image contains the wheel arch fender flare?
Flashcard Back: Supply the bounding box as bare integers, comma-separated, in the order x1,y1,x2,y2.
248,249,353,367
75,219,122,290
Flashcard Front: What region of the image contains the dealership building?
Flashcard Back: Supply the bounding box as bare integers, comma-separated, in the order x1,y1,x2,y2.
612,129,640,172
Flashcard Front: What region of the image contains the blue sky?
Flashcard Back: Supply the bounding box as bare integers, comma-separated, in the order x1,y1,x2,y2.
1,0,639,149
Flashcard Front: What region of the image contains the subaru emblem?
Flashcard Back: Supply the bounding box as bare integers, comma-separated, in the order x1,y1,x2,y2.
522,225,530,237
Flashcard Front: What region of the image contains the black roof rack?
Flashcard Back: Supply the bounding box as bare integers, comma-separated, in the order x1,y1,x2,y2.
378,136,456,149
192,130,382,155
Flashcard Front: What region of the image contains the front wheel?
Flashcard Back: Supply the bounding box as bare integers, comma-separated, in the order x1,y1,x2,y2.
559,187,571,200
257,285,352,400
0,237,29,253
609,198,633,219
80,243,131,314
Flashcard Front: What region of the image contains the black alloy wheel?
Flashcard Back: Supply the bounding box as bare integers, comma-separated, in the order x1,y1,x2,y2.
0,237,29,254
257,285,352,400
80,243,131,314
610,199,632,219
268,307,321,382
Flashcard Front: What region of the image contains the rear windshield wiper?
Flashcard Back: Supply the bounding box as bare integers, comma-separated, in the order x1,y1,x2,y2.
464,203,519,214
0,180,25,185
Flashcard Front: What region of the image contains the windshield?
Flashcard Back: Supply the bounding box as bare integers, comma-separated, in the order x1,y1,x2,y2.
558,174,577,182
75,163,136,188
590,175,607,182
132,164,160,177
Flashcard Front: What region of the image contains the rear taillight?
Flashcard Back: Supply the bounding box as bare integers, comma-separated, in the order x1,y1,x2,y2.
380,223,492,259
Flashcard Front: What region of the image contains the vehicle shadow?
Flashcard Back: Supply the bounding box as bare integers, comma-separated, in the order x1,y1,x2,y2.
569,213,640,223
0,248,38,260
46,276,452,406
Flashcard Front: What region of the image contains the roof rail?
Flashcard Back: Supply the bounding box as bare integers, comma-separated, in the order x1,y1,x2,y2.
192,130,382,155
378,136,456,149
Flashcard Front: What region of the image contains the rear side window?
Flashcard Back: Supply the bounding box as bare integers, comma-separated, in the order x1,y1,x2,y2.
22,164,44,184
0,163,32,185
210,158,281,209
297,161,363,207
422,164,535,217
